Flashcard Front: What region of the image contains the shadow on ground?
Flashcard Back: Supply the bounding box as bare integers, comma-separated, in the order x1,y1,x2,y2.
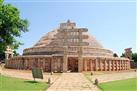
24,80,39,83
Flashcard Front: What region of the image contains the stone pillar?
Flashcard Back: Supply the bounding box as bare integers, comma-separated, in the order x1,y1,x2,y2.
119,60,122,71
116,60,118,71
83,60,85,71
121,60,123,70
118,60,120,71
124,60,126,70
125,61,127,70
126,60,128,70
95,58,98,71
124,48,132,60
108,60,111,71
100,60,102,71
112,60,114,71
51,57,53,72
122,60,124,70
90,59,92,71
84,60,87,71
124,61,126,70
125,60,126,70
104,60,107,71
5,53,9,60
125,60,127,70
78,47,83,72
63,46,68,72
119,60,121,71
127,60,130,70
78,30,83,72
4,46,14,60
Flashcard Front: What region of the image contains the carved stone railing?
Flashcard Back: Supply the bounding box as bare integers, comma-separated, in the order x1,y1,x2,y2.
23,46,113,57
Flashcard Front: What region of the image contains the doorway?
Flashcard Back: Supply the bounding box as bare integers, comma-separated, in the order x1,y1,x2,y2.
68,57,78,72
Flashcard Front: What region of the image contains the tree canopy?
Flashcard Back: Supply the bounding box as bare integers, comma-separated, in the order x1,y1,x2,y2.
121,52,137,62
0,0,29,53
113,53,118,57
132,53,137,62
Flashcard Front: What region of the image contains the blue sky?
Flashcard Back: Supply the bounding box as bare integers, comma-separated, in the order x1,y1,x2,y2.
5,0,136,56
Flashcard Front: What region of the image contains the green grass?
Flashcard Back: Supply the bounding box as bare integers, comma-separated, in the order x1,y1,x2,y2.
98,78,137,91
0,75,49,91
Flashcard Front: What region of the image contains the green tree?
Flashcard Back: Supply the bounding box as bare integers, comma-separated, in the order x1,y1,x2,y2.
121,52,137,62
13,50,20,56
113,53,118,57
121,53,125,57
132,53,137,62
0,0,29,54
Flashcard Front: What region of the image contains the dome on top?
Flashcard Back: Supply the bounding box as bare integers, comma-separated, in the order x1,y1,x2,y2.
33,29,103,48
23,20,113,57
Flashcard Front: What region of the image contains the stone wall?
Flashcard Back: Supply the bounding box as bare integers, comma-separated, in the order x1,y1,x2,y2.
5,56,130,72
5,56,52,72
51,56,63,72
23,46,113,57
130,61,137,68
83,57,130,71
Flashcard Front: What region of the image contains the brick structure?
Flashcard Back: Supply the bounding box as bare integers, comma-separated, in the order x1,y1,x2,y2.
5,20,130,72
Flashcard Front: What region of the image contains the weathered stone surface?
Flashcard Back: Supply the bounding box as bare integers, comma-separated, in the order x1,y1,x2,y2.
5,20,130,72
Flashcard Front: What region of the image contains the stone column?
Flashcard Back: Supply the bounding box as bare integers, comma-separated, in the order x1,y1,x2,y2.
108,60,111,71
123,60,125,70
83,60,85,71
127,60,130,70
118,60,120,71
84,60,87,71
112,60,114,71
100,60,102,71
78,30,83,72
63,46,68,72
124,61,126,70
90,59,92,71
5,53,9,60
104,60,107,71
119,60,121,71
116,60,118,71
4,46,14,60
95,58,98,71
122,60,123,70
78,46,83,72
124,60,126,70
125,60,126,70
51,57,55,72
125,61,127,70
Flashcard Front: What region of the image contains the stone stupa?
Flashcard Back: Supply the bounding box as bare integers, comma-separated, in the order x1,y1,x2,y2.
5,20,130,72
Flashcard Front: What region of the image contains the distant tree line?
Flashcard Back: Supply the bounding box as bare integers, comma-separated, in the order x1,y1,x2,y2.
113,52,137,62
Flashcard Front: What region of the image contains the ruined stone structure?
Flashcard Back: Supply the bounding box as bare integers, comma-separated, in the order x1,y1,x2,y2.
5,46,14,60
5,20,130,72
124,48,132,60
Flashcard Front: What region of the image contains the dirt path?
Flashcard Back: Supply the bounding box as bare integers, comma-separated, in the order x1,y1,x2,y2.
47,73,101,91
0,67,60,83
